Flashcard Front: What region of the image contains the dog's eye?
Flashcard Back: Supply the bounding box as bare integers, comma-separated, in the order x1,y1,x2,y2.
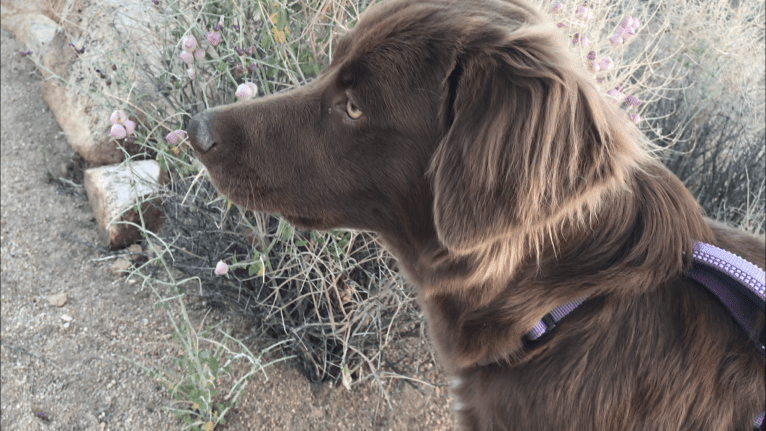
346,100,363,120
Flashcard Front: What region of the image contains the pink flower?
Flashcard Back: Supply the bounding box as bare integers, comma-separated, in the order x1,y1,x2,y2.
628,113,641,124
179,51,194,64
110,110,128,125
622,16,640,30
194,49,205,62
587,50,597,61
575,6,593,21
123,119,136,135
624,95,642,107
165,129,187,145
206,32,220,47
579,36,591,48
551,3,563,14
182,35,197,52
187,67,196,80
599,56,614,70
109,124,127,139
235,82,258,100
607,87,625,102
611,16,640,46
214,261,229,275
589,61,600,73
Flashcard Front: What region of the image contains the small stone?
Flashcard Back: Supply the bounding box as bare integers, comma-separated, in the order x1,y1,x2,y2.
48,292,68,307
111,258,132,275
127,244,142,260
61,314,73,329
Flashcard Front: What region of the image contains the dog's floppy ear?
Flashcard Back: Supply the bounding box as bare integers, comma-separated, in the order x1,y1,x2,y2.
430,24,640,254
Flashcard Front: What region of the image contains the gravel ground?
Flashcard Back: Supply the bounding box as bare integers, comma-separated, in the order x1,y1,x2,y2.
1,28,457,431
1,28,179,431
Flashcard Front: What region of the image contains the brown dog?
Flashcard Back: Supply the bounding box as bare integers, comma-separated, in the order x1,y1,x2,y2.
187,0,765,429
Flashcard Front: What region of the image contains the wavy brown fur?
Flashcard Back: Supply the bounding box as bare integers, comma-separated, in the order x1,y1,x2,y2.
187,0,766,429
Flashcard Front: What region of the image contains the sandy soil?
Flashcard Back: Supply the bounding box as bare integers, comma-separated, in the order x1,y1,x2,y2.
1,28,457,431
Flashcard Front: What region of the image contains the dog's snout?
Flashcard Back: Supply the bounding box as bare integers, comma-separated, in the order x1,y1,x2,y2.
187,110,216,153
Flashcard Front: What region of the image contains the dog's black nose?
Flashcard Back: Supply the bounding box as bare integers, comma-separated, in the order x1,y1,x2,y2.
187,110,216,152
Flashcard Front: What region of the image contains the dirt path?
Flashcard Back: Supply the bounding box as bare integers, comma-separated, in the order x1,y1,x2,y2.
1,28,179,430
1,29,456,431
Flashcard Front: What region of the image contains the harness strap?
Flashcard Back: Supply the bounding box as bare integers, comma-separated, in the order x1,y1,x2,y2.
523,241,765,430
525,298,586,341
687,241,765,354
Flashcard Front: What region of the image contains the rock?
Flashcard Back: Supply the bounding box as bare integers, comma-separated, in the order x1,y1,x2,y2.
60,314,73,329
2,0,165,166
84,160,168,249
111,258,132,275
127,244,143,261
48,292,68,307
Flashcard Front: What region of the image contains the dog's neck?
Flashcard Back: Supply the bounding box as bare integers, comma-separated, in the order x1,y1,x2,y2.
378,161,716,370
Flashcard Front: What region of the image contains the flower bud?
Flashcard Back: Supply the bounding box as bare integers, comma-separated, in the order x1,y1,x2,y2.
206,32,220,47
165,129,187,145
607,87,625,102
179,51,194,64
181,35,198,52
235,82,257,100
109,124,127,140
110,110,128,125
214,261,229,275
575,6,593,21
624,95,642,107
123,119,137,135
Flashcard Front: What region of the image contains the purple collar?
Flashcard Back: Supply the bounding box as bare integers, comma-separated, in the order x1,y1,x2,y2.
525,241,765,430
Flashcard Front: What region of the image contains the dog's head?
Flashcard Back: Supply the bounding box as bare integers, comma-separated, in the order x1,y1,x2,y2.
188,0,643,258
